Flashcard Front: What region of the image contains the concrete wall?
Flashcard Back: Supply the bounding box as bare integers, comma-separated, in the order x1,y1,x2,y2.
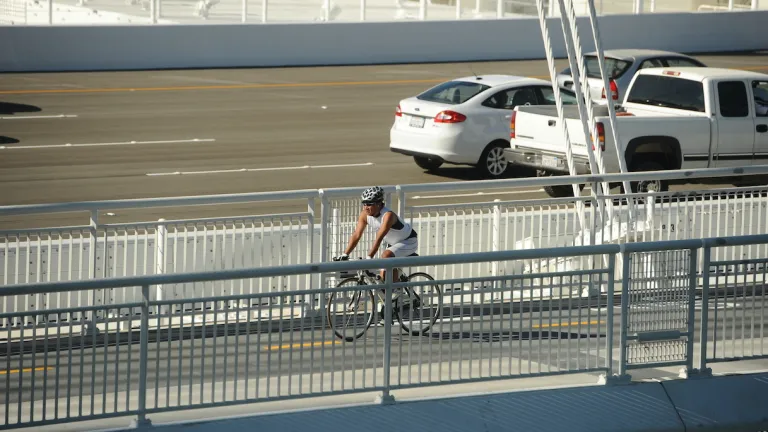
1,10,768,72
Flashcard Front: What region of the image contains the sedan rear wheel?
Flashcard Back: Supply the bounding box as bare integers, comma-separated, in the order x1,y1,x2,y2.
478,143,509,178
413,156,443,171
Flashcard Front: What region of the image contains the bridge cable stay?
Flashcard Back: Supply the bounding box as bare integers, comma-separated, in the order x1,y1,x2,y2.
537,0,637,247
561,0,637,233
558,0,613,224
580,0,636,226
533,0,590,234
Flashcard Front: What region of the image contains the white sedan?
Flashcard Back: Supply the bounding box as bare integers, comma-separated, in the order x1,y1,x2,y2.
389,75,576,178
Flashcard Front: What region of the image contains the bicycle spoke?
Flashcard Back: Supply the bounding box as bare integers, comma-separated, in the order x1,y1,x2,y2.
327,278,376,342
397,272,442,336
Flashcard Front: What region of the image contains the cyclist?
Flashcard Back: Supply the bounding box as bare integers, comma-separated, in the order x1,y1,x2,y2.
334,186,418,283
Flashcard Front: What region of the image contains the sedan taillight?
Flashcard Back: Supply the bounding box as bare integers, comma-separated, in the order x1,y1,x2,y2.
434,110,466,123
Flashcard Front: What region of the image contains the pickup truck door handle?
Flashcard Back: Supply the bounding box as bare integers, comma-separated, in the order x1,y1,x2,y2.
548,120,556,127
757,124,768,133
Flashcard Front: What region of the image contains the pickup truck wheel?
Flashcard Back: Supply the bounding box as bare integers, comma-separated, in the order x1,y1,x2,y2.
539,171,584,198
628,160,668,193
413,156,443,171
477,142,509,178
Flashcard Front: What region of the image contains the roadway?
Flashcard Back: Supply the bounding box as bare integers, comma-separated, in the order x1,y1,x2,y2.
2,297,766,415
1,52,768,229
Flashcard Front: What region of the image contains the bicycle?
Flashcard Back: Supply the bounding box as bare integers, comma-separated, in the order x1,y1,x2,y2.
326,256,443,342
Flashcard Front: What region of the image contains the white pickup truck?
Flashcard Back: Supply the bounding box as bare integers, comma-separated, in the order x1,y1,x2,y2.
504,67,768,197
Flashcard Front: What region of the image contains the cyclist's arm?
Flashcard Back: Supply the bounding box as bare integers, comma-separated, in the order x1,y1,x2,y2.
367,212,396,258
342,210,368,256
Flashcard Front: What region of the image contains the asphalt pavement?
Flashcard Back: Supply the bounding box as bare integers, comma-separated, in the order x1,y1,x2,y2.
2,52,768,229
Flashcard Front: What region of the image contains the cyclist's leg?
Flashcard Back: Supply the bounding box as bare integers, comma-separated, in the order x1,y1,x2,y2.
381,237,419,282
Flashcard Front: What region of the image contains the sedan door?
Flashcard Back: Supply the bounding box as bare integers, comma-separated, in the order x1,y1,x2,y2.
470,85,540,142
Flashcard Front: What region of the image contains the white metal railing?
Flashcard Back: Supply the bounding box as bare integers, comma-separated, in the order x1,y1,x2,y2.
1,233,766,429
0,0,759,25
3,166,768,304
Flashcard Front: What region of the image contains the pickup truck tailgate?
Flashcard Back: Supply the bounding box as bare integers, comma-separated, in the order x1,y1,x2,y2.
512,105,590,157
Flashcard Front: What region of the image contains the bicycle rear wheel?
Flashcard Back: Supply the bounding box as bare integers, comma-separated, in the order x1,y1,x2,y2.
327,277,377,342
395,272,442,336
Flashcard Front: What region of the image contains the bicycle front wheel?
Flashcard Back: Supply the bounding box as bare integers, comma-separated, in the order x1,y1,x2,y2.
327,277,377,342
395,272,442,336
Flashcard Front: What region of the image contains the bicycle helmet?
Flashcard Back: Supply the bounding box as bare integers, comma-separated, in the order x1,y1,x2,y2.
361,186,384,204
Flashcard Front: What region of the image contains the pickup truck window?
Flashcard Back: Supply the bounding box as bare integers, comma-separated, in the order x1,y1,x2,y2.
754,81,768,117
717,81,749,118
626,75,705,112
417,81,491,105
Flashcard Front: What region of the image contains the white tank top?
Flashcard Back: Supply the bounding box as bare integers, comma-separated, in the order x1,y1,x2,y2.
367,206,413,245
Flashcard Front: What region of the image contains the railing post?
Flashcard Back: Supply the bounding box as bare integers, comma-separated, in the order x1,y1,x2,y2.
319,191,330,294
600,249,631,385
261,0,268,22
360,0,365,20
131,284,152,428
376,266,396,404
305,196,317,316
491,199,502,281
84,210,100,336
155,219,167,321
683,247,698,376
697,243,713,376
618,249,631,379
606,252,616,375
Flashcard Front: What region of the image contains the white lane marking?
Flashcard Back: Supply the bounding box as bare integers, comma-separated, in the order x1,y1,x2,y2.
0,138,215,150
412,190,544,199
146,162,374,176
0,114,77,120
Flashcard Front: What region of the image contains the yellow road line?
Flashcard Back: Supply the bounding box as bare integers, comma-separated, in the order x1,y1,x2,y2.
3,64,764,96
264,319,602,350
264,340,342,351
0,366,53,375
0,78,447,95
532,320,602,329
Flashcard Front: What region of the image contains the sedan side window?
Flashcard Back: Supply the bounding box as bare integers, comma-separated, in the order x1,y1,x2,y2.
482,87,538,110
536,86,578,105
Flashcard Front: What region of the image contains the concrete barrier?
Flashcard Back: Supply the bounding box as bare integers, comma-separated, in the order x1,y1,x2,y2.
1,10,767,72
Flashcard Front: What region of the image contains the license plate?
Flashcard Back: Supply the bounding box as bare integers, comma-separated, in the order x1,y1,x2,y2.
409,116,425,128
542,155,559,168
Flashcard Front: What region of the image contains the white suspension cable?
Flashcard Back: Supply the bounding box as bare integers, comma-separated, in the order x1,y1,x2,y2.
583,0,637,224
534,0,587,232
561,0,614,226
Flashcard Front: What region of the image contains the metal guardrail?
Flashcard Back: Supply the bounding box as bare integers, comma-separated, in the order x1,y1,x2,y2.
0,0,752,25
3,166,768,298
1,233,767,429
